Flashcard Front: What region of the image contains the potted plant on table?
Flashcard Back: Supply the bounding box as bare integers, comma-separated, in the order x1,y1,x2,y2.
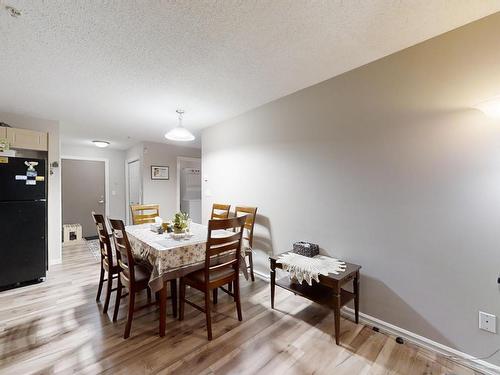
172,212,190,239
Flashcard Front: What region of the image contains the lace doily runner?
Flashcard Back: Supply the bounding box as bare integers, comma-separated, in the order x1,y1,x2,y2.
277,252,346,285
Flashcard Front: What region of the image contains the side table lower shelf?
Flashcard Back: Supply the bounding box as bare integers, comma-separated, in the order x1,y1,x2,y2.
270,254,361,345
275,277,355,310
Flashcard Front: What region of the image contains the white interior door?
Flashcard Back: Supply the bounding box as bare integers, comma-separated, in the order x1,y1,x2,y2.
127,159,141,224
178,157,202,223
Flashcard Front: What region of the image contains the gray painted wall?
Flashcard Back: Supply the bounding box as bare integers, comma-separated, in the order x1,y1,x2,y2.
142,142,201,219
61,142,201,224
202,14,500,363
123,142,201,221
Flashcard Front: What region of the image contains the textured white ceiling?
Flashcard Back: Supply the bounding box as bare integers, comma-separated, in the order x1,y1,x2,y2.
0,1,499,149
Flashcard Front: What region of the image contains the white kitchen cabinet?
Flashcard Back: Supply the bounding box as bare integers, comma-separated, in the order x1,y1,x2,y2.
7,127,48,151
0,127,6,139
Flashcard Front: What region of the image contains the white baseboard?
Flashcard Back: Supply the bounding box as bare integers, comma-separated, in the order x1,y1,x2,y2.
342,307,500,375
49,258,62,266
253,270,499,374
253,269,270,281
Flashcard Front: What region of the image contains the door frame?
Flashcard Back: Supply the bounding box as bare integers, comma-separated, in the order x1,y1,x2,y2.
60,155,110,218
176,156,201,213
125,158,142,225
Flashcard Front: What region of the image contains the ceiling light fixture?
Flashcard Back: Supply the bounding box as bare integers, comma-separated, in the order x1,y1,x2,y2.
5,5,21,17
92,140,110,148
164,109,195,142
473,96,500,119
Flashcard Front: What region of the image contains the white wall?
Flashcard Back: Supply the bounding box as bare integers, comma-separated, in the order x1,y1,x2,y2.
0,112,62,266
141,142,200,219
202,14,500,366
126,142,144,162
60,144,126,220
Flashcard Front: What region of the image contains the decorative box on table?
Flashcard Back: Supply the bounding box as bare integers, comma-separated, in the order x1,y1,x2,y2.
292,241,319,258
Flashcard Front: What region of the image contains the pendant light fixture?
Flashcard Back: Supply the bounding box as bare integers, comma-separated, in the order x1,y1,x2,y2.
473,96,500,119
164,109,195,142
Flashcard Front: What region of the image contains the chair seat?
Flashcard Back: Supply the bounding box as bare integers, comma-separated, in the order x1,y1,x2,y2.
134,264,152,284
186,267,235,284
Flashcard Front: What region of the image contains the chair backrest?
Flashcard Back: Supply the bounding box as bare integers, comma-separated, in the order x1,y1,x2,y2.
211,203,231,220
205,216,247,282
130,204,160,225
91,212,114,268
109,218,136,287
234,206,258,248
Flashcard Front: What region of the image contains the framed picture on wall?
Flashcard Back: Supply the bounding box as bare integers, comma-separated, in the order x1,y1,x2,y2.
151,165,169,180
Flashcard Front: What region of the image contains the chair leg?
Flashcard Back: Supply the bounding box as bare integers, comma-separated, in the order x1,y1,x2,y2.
234,277,242,322
113,277,122,322
227,282,232,293
103,272,113,314
159,285,167,337
96,265,105,301
205,289,212,340
248,252,255,282
124,291,135,339
147,287,152,302
212,288,218,304
178,278,185,321
170,279,178,318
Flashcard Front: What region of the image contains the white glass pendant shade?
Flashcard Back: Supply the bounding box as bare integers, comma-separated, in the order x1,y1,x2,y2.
473,96,500,119
164,126,195,141
165,109,195,141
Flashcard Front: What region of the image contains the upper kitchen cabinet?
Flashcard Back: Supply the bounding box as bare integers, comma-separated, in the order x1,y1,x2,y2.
0,127,6,139
7,127,48,151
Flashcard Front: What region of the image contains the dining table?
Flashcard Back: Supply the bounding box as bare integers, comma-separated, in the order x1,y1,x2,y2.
125,222,248,336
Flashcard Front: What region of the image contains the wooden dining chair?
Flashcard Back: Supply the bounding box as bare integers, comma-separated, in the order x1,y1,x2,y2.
130,204,160,225
179,215,246,340
210,203,231,220
234,206,258,282
109,218,177,338
92,212,120,315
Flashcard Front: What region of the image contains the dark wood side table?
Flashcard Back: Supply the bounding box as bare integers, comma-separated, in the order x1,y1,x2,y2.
270,252,361,345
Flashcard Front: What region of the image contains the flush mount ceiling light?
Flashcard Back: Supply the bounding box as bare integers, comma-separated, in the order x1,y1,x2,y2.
92,140,110,148
5,5,22,17
164,109,195,142
473,96,500,119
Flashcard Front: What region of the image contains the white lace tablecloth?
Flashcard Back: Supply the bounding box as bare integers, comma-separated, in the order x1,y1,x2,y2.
126,223,248,292
277,252,346,286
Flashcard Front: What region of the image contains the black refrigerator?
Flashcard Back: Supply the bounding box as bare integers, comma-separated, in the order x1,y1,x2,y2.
0,156,47,288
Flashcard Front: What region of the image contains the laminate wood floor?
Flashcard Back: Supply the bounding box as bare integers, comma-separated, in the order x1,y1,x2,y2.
0,242,481,375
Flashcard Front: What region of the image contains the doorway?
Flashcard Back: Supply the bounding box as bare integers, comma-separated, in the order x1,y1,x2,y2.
176,157,201,223
61,158,107,239
126,159,141,224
